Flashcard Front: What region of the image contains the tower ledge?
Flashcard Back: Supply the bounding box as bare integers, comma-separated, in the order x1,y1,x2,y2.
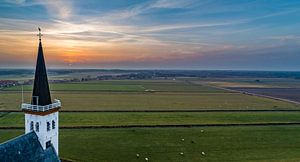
22,99,61,112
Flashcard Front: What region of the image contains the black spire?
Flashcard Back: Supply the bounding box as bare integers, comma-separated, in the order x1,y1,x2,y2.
31,28,52,106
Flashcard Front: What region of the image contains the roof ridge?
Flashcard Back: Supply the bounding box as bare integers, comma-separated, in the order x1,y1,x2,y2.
0,131,37,146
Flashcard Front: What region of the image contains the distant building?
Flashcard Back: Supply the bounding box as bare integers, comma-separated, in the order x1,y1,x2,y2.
0,28,61,161
0,80,18,87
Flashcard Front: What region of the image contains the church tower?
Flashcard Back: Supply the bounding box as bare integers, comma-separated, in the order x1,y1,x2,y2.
21,28,61,155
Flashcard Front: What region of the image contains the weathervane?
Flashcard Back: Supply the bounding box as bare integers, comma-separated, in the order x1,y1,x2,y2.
37,27,43,42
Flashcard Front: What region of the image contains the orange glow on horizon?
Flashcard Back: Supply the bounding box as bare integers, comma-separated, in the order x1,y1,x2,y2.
0,30,204,68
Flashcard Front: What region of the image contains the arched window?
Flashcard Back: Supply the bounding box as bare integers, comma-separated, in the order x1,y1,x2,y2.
35,122,39,132
30,121,34,131
52,120,55,129
47,122,50,131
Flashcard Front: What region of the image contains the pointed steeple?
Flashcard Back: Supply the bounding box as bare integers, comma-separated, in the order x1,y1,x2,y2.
31,28,52,106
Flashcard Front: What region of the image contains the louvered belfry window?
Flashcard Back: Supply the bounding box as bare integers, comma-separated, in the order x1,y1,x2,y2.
36,122,39,132
30,121,34,131
47,122,50,131
52,120,55,129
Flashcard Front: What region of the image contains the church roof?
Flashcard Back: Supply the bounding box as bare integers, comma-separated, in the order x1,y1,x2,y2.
31,32,52,106
0,132,60,162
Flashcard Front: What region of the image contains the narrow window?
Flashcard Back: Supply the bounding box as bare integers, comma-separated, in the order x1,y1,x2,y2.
30,121,34,131
52,120,55,129
35,122,39,132
47,122,50,131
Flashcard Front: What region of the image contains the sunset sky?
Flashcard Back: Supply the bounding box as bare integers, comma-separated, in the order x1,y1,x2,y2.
0,0,300,70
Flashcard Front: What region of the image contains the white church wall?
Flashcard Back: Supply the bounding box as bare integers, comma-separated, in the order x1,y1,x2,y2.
25,111,59,155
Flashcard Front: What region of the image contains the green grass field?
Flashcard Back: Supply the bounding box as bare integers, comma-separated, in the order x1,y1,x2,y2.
0,91,299,110
4,80,226,92
5,83,145,92
1,80,299,110
1,126,300,162
2,79,300,161
2,112,300,127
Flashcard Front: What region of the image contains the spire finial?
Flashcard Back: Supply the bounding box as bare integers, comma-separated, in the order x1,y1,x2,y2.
37,27,43,42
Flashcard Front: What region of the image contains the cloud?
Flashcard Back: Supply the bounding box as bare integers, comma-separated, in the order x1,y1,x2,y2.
1,0,300,69
266,35,300,41
5,0,26,4
101,0,195,20
140,21,246,33
150,0,195,9
35,0,73,20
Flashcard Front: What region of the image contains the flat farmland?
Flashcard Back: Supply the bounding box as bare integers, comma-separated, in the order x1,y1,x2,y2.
2,111,300,127
196,78,300,106
0,91,299,110
199,78,300,88
231,87,300,103
2,79,300,161
4,80,225,92
1,126,300,162
5,83,145,92
1,80,300,110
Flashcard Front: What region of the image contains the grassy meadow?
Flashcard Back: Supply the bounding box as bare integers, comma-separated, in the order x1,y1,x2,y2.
2,79,300,161
4,80,225,92
1,126,300,162
1,80,299,110
2,111,300,127
2,92,299,110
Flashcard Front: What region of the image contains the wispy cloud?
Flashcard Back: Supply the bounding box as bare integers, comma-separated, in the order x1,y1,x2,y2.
36,0,73,20
139,21,247,33
0,0,300,69
3,0,74,20
5,0,26,5
150,0,195,9
100,0,195,20
266,35,300,41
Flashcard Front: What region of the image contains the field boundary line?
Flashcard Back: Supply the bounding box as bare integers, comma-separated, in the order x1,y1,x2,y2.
2,122,300,129
0,112,10,118
2,109,300,113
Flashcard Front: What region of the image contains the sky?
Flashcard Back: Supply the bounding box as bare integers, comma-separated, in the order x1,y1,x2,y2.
0,0,300,70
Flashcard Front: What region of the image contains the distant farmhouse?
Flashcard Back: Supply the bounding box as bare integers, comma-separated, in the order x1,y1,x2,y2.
0,29,61,162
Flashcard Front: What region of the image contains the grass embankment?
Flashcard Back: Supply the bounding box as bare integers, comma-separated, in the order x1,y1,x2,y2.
1,126,300,161
2,112,300,127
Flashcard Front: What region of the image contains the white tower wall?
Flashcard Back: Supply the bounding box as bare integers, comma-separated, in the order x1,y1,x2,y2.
25,112,59,155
